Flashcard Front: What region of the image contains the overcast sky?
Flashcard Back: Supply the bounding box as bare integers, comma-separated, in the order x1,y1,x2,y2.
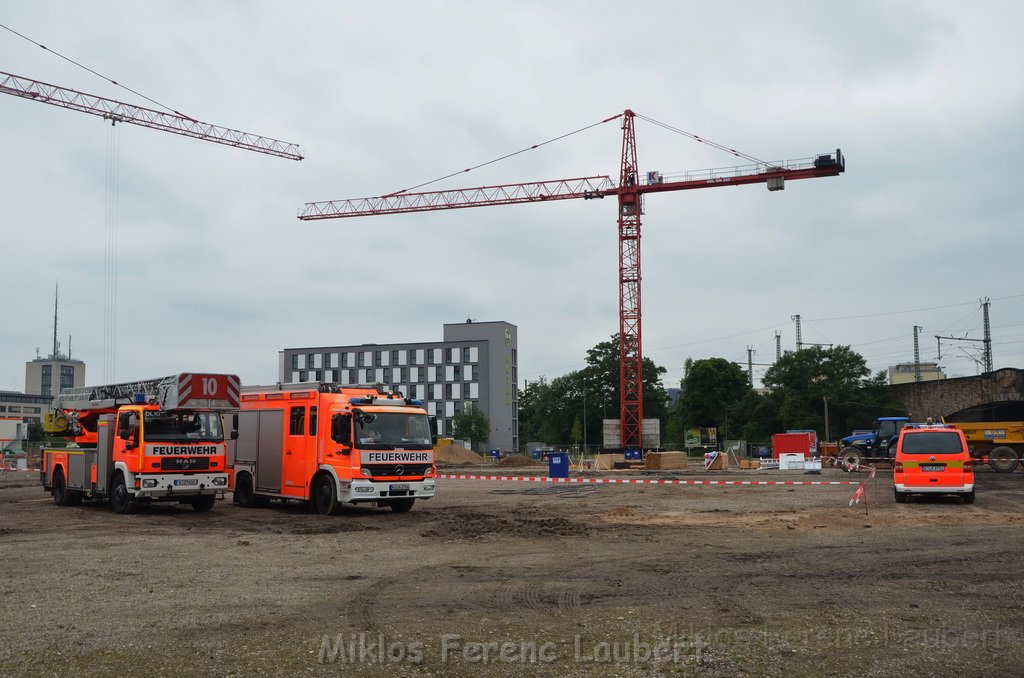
2,1,1022,394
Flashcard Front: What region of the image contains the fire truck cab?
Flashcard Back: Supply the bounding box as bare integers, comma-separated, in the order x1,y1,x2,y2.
227,383,437,514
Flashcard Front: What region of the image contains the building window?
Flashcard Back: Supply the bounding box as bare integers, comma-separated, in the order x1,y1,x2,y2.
398,350,407,365
415,349,425,365
468,346,479,363
432,348,443,364
289,406,305,436
60,365,75,390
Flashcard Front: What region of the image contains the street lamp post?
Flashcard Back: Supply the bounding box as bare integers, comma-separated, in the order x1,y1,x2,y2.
583,380,587,455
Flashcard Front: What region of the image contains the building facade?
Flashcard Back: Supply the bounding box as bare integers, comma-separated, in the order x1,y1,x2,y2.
888,362,946,385
0,390,53,449
25,355,86,397
278,321,518,452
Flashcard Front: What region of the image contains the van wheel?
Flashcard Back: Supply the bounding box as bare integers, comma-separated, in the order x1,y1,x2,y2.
894,489,907,503
313,474,342,516
388,498,415,513
191,495,217,512
840,447,864,471
110,473,136,514
988,447,1019,473
963,491,976,504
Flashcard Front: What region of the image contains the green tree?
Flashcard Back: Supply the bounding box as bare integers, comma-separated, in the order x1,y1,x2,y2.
669,357,752,441
26,421,45,442
582,335,668,443
760,346,900,436
517,335,669,449
452,403,490,449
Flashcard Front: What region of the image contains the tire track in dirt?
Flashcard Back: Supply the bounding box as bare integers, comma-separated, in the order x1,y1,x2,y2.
491,581,584,615
346,577,396,631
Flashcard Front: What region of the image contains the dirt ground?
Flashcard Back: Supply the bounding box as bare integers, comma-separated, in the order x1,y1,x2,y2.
1,464,1023,677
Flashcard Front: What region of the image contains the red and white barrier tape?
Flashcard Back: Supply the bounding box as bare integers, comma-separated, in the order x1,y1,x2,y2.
438,474,858,486
848,465,877,506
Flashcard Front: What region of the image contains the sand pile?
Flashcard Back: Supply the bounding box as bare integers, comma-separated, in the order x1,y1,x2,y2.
434,444,485,465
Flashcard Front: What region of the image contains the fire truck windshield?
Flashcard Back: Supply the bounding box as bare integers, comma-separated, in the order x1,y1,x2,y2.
356,412,432,450
143,411,225,443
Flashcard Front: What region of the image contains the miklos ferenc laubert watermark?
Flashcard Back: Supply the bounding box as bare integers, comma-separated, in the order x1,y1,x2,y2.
317,633,703,666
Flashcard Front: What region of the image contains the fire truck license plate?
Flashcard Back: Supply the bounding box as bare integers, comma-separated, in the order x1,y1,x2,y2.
390,484,410,491
921,465,945,472
174,478,199,486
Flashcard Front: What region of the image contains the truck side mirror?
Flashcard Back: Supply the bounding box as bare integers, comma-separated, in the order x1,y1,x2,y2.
331,413,352,447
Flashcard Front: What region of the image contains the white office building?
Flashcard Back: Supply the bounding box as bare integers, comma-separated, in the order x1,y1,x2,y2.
278,320,518,452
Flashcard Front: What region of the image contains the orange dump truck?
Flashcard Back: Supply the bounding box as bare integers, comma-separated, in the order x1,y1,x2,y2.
226,382,436,514
41,373,240,513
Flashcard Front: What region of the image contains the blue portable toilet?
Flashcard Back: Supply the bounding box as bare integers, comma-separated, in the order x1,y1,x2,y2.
490,449,501,460
548,451,570,478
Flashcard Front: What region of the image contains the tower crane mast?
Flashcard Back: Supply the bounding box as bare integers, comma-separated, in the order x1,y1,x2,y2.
0,70,303,160
300,109,845,450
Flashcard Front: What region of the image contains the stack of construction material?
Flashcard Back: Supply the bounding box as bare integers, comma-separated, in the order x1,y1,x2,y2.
644,451,688,470
706,452,729,470
592,453,625,470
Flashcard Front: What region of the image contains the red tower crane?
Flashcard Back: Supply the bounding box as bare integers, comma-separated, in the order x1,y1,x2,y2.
0,70,303,160
299,110,845,450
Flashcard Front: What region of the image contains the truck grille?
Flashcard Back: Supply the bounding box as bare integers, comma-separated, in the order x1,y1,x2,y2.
160,457,211,471
364,464,430,478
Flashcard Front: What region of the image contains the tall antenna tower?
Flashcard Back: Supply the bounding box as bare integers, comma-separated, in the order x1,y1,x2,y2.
791,315,803,350
981,298,993,372
913,325,922,382
775,331,782,361
52,282,60,358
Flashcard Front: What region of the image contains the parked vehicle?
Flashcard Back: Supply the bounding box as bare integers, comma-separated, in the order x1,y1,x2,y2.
227,382,436,514
893,423,974,503
41,373,239,513
838,416,909,469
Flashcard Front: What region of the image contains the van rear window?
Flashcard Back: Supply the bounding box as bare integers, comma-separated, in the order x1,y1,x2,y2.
901,431,964,454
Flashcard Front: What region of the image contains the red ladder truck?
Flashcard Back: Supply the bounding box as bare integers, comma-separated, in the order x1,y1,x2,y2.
41,373,240,513
226,382,436,514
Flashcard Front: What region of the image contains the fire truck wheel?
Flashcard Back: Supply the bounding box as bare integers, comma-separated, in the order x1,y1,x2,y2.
191,495,217,512
110,473,136,515
988,447,1019,473
388,498,415,513
234,472,258,508
963,490,976,504
313,474,342,516
893,489,907,503
52,469,73,506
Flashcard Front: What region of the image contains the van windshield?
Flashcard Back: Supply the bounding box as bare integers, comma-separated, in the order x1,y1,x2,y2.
901,431,964,455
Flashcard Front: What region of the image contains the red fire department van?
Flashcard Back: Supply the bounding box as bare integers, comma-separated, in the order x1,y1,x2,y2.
893,423,975,504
